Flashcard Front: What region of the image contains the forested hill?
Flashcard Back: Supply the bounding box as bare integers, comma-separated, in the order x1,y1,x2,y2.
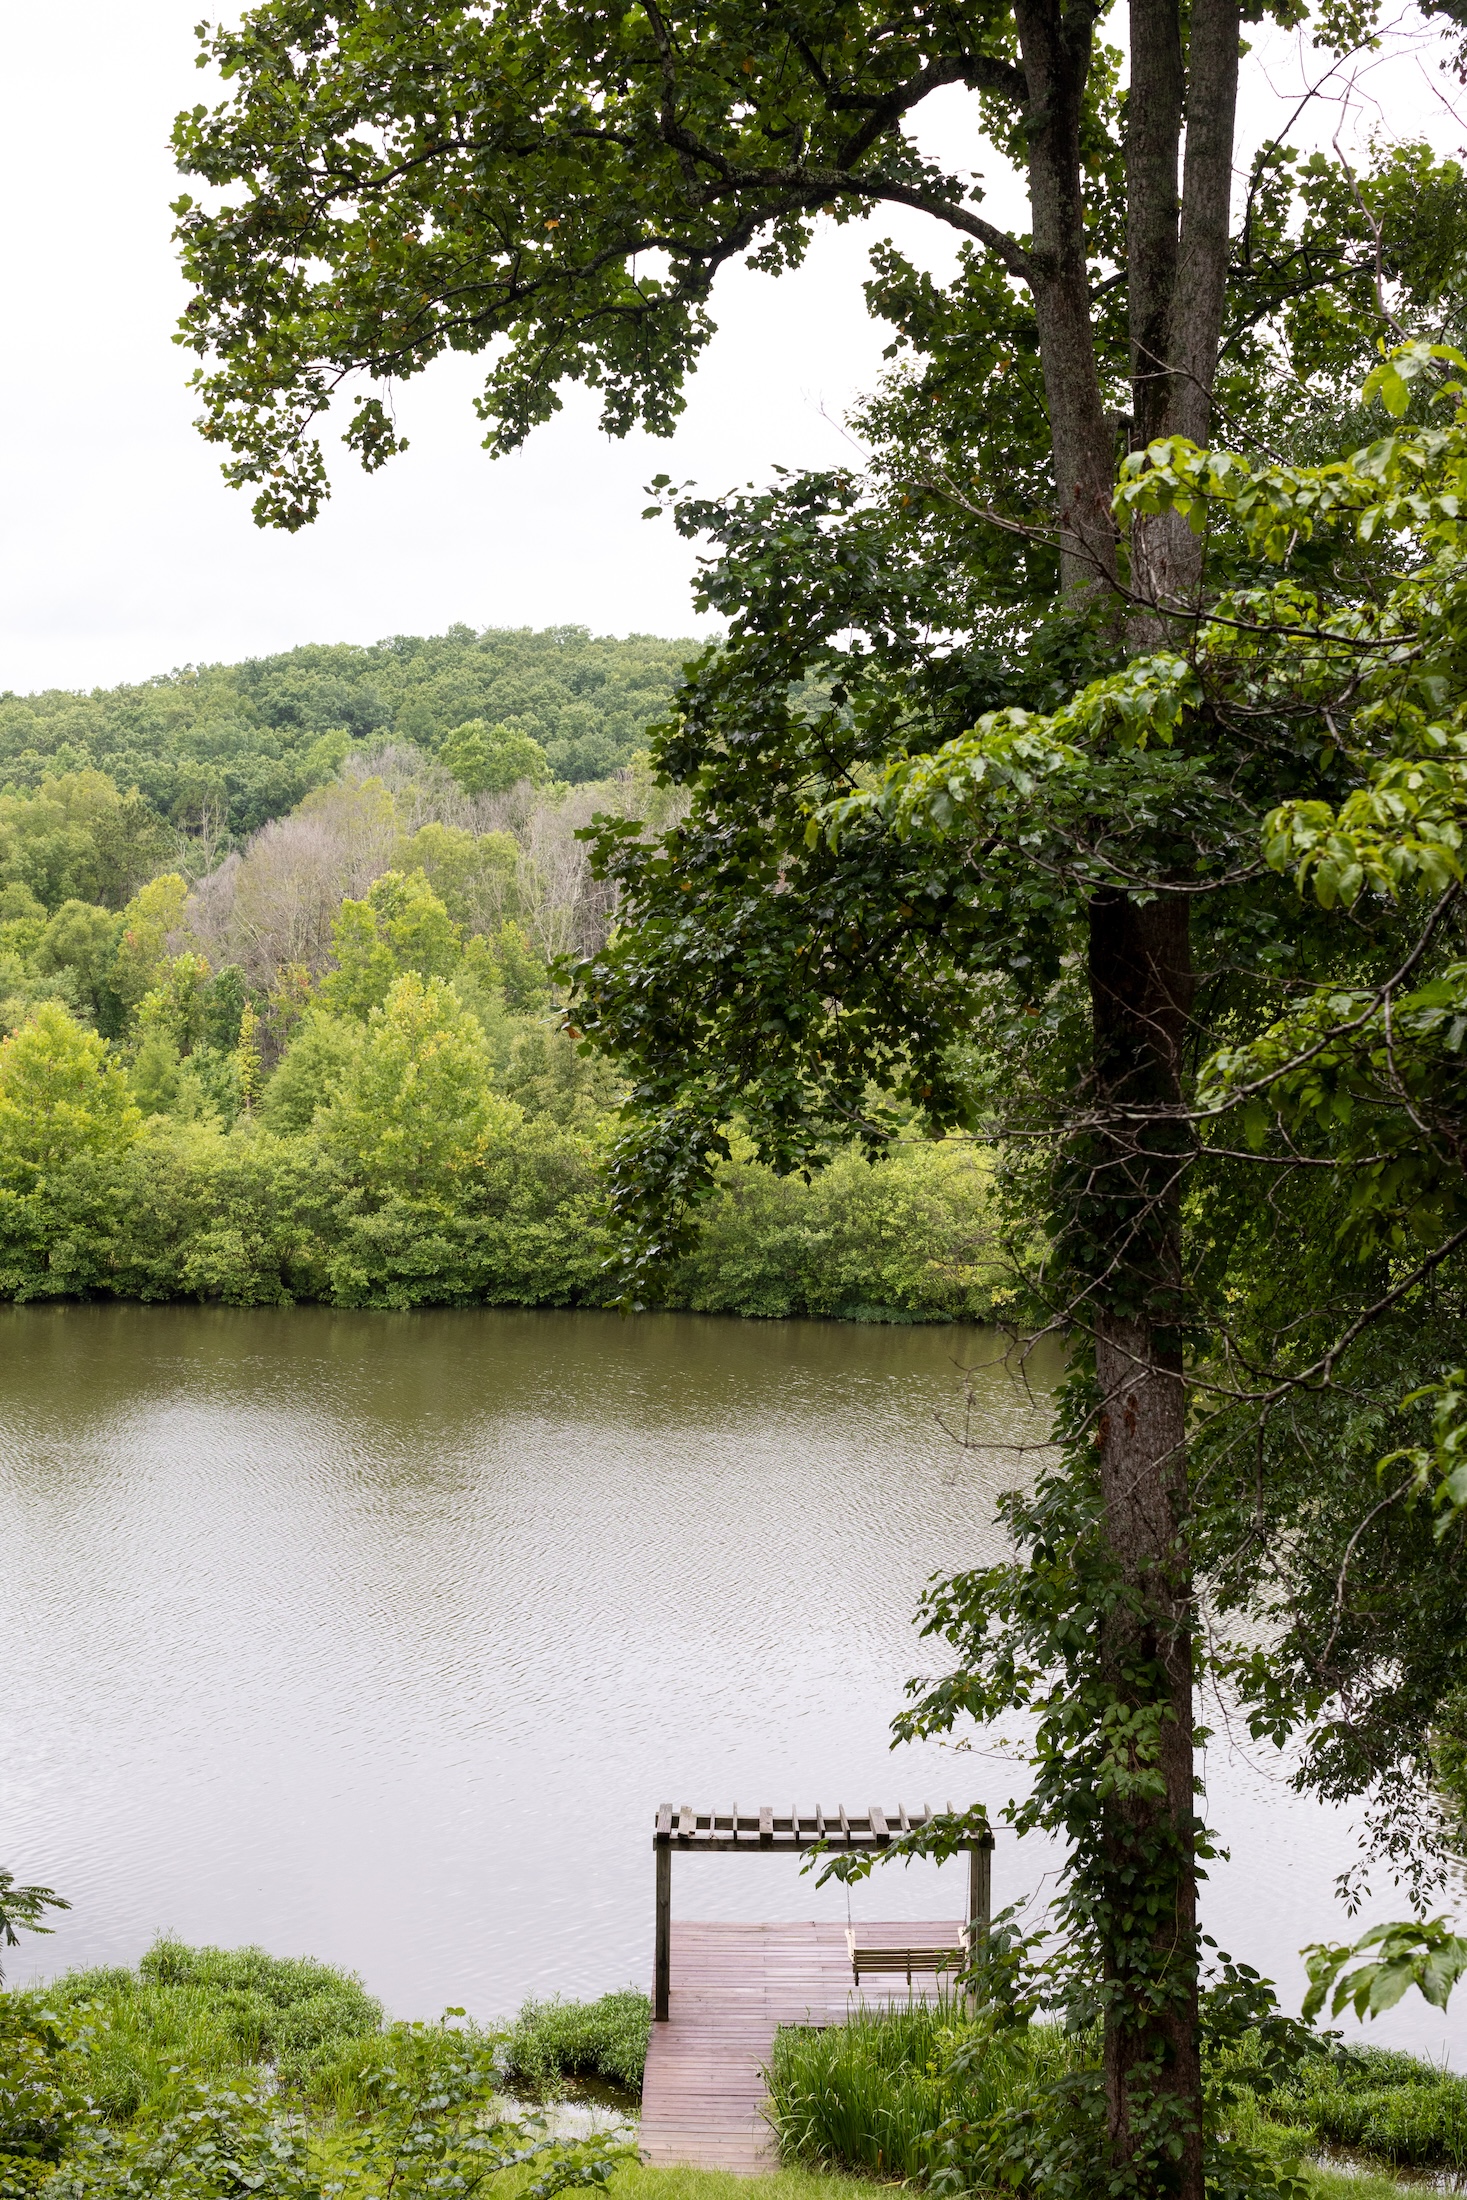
0,626,699,836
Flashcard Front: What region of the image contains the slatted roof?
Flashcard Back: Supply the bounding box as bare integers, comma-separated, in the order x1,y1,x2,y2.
653,1803,989,1852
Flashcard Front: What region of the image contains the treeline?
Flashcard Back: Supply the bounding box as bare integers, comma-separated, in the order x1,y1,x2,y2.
0,733,1003,1319
0,624,698,841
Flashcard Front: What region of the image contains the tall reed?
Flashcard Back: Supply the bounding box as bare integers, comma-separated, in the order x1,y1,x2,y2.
766,1996,1078,2182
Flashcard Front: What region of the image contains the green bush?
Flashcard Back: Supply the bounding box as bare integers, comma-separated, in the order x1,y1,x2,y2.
1261,2045,1467,2176
502,1992,651,2099
0,2000,91,2199
305,2015,498,2122
663,1141,1008,1323
0,1945,636,2200
0,2002,629,2200
0,994,1007,1318
29,1940,382,2116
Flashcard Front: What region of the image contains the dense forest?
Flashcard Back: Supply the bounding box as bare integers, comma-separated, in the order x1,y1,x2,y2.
0,625,699,833
0,627,999,1316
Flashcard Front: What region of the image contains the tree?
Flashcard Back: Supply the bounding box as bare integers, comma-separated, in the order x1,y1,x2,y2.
32,903,126,1037
320,870,464,1018
134,954,215,1059
0,1006,142,1189
0,775,170,915
170,0,1263,580
312,973,518,1199
397,821,520,935
439,721,551,797
113,874,191,1009
168,5,1462,2190
572,336,1467,2170
258,1010,364,1133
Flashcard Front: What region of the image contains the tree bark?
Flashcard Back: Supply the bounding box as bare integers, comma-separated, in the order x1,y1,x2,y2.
1088,888,1200,2200
1017,3,1231,2178
1169,0,1242,444
1015,0,1118,593
1132,0,1243,617
1126,0,1184,449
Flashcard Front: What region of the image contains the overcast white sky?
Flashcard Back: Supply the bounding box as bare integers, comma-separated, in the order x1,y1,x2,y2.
0,1,1458,695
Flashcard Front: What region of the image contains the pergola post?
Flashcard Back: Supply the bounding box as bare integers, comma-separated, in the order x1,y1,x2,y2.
654,1809,672,2021
966,1836,992,1958
966,1835,992,2015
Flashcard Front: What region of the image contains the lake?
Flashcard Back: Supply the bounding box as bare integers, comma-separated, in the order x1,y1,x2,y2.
0,1302,1458,2063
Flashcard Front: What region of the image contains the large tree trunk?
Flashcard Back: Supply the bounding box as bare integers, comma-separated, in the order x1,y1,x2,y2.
1129,0,1243,620
1015,0,1232,2182
1127,0,1184,449
1088,889,1200,2199
1015,0,1118,593
1168,0,1243,445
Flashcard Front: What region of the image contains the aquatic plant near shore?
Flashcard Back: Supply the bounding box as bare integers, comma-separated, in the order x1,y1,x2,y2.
30,1940,383,2117
768,1999,1467,2190
766,1998,1081,2185
0,1986,633,2200
503,1993,651,2099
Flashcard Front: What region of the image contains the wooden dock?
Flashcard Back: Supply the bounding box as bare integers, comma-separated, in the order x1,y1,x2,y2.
639,1919,965,2173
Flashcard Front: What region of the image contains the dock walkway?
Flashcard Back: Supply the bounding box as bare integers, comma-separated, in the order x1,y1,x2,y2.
638,1919,964,2174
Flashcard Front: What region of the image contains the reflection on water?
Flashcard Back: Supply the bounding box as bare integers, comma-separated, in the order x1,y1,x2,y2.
0,1303,1459,2067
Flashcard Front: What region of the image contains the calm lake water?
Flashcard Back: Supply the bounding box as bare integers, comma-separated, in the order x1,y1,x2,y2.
0,1303,1459,2063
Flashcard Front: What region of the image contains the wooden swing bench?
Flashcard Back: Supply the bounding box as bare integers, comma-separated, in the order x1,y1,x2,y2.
844,1929,965,1988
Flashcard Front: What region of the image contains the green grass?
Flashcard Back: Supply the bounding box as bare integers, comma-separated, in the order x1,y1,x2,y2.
768,1998,1467,2193
308,1988,652,2119
22,1938,382,2117
15,1946,651,2127
585,2169,889,2200
503,1991,651,2098
767,1996,1082,2183
614,2153,1429,2200
1300,2168,1425,2200
1253,2042,1467,2179
607,2172,1434,2200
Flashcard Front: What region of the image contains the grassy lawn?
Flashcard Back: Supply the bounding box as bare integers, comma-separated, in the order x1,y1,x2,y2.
614,2164,1425,2199
610,2172,888,2200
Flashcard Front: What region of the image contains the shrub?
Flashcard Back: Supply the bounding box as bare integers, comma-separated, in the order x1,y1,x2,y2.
305,2014,495,2121
503,1992,651,2098
30,1939,382,2115
664,1140,1009,1322
0,1006,140,1192
0,2000,630,2200
0,1999,90,2198
1262,2044,1467,2176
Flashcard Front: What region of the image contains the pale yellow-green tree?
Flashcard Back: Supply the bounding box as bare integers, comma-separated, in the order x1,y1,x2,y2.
0,1004,142,1190
313,973,520,1200
113,873,191,1008
439,720,550,797
320,872,463,1020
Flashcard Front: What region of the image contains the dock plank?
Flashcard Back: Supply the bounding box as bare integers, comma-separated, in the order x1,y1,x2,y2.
639,1920,964,2174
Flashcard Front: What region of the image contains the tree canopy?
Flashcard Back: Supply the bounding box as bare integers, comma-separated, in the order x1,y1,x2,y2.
0,627,696,842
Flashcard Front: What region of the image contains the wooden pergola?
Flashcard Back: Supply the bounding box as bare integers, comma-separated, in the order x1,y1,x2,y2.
651,1802,992,2020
